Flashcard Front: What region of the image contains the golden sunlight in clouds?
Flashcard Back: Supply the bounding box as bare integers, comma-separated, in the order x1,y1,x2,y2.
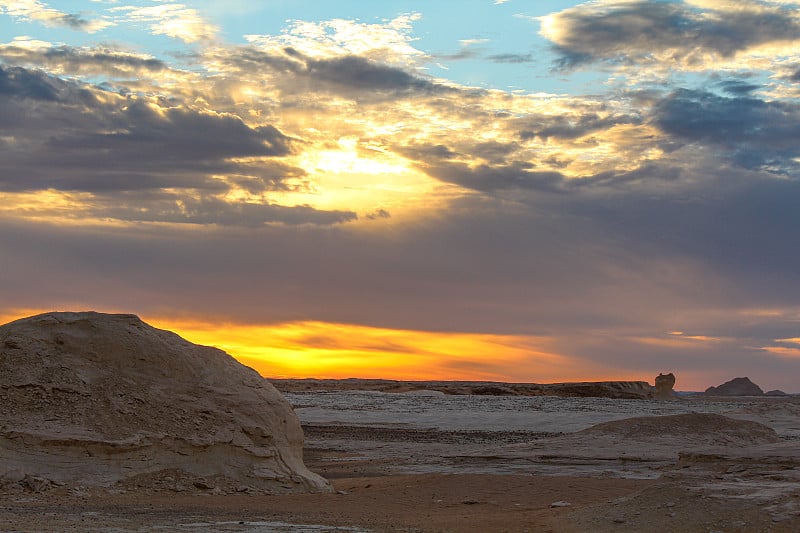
147,317,579,382
282,138,456,219
0,190,95,223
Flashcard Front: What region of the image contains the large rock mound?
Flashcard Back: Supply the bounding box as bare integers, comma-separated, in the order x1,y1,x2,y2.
580,413,780,447
0,312,330,494
705,377,764,396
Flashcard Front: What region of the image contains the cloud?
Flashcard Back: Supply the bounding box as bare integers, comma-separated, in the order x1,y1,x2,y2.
518,110,639,141
486,52,535,64
0,39,169,78
244,13,425,66
0,65,356,226
0,67,294,188
653,88,800,173
4,7,800,389
539,0,800,75
0,0,113,32
205,45,459,103
111,3,217,43
416,159,567,193
96,194,358,226
305,54,444,94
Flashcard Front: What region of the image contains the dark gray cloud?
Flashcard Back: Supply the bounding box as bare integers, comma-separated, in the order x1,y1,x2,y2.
421,160,566,193
97,194,357,226
435,48,480,61
0,44,168,77
0,63,80,101
397,135,534,188
0,65,353,226
486,52,535,64
653,88,800,174
43,12,102,32
717,80,761,96
434,48,534,65
0,65,293,192
545,1,800,69
396,143,459,162
568,170,800,289
306,55,440,94
518,111,638,141
211,46,459,100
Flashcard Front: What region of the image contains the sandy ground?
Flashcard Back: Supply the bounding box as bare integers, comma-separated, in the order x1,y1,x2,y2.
2,393,800,532
0,475,652,532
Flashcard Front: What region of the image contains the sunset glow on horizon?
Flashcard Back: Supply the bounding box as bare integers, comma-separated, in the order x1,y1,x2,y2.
0,308,767,391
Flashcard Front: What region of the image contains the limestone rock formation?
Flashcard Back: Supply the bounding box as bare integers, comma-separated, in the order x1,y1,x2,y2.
764,390,788,397
0,311,331,494
272,378,656,399
705,377,764,396
543,381,654,400
654,373,676,399
579,413,780,446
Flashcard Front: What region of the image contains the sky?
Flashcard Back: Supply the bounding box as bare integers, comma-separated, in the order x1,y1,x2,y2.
1,0,800,392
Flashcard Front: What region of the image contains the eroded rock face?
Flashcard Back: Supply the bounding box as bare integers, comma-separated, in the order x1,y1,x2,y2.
705,377,764,396
654,373,676,399
544,381,654,400
0,312,331,494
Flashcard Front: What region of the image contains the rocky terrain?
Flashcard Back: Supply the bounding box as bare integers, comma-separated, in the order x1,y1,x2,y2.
271,377,656,399
0,311,330,495
2,312,799,531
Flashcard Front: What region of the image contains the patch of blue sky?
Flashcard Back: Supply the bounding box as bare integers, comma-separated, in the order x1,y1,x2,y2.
1,1,628,95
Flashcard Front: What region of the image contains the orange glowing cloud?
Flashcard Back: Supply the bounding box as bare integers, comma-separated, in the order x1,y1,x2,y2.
0,308,642,384
147,317,578,382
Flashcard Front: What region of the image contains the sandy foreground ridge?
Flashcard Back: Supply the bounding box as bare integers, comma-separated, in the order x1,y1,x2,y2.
1,312,800,532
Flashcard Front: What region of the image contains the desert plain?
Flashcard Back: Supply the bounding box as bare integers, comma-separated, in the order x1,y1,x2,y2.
2,313,800,532
4,388,800,532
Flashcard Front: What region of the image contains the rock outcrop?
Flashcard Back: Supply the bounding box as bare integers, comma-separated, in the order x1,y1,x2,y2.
705,377,764,396
0,312,331,494
764,390,788,397
542,381,654,400
579,413,780,446
271,379,656,399
654,373,676,399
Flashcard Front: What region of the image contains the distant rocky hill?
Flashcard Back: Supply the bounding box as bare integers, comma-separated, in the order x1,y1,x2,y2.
271,378,655,399
705,377,764,396
0,312,330,494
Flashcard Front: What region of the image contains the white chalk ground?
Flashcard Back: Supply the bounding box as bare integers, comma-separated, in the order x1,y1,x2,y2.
290,391,800,481
290,390,800,527
287,390,800,436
